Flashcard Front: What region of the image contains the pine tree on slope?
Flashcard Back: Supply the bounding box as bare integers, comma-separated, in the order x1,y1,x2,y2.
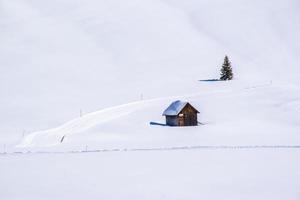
220,55,234,80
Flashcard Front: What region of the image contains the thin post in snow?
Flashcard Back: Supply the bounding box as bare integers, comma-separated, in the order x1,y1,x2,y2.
140,93,144,101
60,135,66,143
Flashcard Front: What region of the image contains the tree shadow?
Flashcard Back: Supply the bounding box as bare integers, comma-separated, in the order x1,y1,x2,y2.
198,79,222,82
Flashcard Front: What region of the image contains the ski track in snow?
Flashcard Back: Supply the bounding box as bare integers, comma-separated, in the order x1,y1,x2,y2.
2,145,300,156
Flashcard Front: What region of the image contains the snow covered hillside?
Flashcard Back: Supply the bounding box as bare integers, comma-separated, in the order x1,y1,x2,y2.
15,81,300,152
1,0,300,145
1,1,300,199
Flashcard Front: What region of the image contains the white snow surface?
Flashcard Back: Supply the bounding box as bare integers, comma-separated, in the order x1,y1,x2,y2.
1,0,300,199
16,80,300,152
1,0,300,142
1,149,300,200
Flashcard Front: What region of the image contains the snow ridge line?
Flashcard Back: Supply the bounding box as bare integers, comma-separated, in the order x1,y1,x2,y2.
2,145,300,156
19,81,274,148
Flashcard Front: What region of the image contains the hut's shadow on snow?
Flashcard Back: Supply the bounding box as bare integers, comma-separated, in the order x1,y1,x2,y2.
199,79,222,82
150,122,167,126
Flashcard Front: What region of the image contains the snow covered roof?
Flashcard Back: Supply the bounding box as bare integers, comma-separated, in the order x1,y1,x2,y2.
163,100,198,116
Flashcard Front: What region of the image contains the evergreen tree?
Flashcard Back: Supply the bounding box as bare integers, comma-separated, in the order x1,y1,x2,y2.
220,55,233,80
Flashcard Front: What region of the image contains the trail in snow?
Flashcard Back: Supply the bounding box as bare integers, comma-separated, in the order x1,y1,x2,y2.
3,145,300,156
18,101,144,147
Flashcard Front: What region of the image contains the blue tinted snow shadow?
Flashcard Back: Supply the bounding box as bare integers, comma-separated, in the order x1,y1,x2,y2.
199,79,222,82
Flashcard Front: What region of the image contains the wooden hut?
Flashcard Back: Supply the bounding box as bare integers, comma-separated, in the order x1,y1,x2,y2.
162,100,200,126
